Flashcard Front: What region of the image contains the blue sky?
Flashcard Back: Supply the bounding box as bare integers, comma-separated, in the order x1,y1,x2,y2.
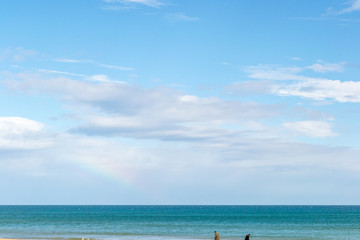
1,0,360,204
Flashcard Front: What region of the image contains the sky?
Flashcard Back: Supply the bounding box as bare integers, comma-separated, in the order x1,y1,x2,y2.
1,0,360,205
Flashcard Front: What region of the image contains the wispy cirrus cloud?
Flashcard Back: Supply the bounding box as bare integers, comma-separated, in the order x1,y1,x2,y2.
232,61,360,103
54,58,84,63
291,57,303,61
38,69,87,78
165,13,199,22
307,61,345,73
54,58,134,71
244,61,347,80
38,69,126,84
103,0,164,8
102,0,200,23
244,65,305,81
98,63,134,71
327,0,360,15
0,47,37,62
226,81,275,96
88,74,126,83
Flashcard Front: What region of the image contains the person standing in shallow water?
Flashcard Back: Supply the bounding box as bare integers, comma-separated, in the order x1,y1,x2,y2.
214,231,220,240
244,234,251,240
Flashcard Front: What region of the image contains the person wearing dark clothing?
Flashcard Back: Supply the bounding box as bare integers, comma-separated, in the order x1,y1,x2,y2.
244,234,251,240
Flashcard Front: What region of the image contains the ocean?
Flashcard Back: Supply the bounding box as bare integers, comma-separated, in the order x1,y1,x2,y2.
0,206,359,240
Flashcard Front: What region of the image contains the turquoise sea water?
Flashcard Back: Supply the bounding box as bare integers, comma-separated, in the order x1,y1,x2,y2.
0,206,359,240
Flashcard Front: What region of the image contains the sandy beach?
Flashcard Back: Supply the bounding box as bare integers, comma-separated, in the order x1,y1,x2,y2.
0,239,24,240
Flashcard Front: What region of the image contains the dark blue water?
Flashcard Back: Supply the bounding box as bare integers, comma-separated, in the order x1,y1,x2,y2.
0,206,359,240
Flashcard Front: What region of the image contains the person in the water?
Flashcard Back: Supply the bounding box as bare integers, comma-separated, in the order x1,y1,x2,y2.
244,234,251,240
214,231,220,240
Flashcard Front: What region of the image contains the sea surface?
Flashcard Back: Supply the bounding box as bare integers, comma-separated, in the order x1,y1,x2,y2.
0,206,359,240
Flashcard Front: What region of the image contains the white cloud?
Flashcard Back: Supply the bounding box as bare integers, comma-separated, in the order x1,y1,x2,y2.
329,0,360,14
87,74,126,84
2,72,360,204
0,117,51,149
38,69,87,77
54,58,84,63
0,117,43,135
283,121,337,137
88,74,111,82
274,79,360,102
291,57,302,61
244,63,360,103
53,58,134,71
0,47,37,62
307,62,345,73
1,116,359,204
179,95,200,103
103,0,164,8
98,63,134,71
38,69,126,84
245,65,305,81
226,81,275,95
1,72,281,143
166,13,199,22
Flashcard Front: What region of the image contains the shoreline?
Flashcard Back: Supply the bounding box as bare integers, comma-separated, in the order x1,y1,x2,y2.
0,239,25,240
